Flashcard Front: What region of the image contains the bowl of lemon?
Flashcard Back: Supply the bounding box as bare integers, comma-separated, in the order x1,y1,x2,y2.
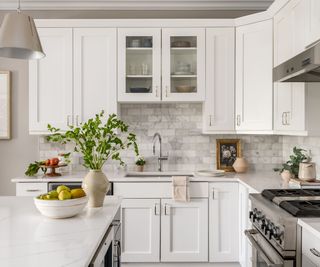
34,185,88,219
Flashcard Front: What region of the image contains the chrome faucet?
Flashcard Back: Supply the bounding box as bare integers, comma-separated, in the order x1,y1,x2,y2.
152,132,168,172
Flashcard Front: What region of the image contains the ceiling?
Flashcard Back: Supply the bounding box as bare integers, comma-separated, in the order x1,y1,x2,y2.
1,0,275,11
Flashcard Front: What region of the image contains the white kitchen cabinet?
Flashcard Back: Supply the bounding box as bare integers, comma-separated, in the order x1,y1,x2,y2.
118,28,161,102
161,198,208,262
306,0,320,48
235,20,273,132
30,27,118,134
302,228,320,267
16,182,47,196
209,182,239,262
273,0,320,136
162,28,205,102
121,198,160,262
74,28,117,124
29,28,73,133
203,28,235,133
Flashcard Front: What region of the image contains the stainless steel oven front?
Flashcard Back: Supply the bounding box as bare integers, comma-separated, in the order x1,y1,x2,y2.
245,229,295,267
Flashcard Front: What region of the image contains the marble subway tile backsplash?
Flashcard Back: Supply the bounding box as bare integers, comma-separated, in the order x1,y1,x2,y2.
39,103,283,173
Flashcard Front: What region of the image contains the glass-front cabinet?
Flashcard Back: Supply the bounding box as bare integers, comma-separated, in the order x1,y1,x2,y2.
118,28,161,102
118,28,205,102
162,28,205,102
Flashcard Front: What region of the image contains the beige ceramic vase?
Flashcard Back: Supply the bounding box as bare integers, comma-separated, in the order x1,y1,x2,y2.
280,170,295,182
233,157,249,173
82,170,110,208
136,165,144,172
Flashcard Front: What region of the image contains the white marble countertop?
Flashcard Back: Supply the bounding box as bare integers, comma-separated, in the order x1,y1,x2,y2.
12,170,285,193
298,218,320,240
0,196,121,267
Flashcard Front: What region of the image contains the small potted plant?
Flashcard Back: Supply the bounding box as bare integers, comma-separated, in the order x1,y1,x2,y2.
47,111,139,207
274,147,310,182
135,156,146,172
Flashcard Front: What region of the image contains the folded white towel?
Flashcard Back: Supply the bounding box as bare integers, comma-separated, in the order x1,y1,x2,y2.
172,176,190,202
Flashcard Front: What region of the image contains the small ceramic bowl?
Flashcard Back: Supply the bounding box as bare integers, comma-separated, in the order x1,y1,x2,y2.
34,196,88,219
175,85,196,93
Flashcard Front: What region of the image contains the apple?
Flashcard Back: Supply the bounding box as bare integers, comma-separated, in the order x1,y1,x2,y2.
50,158,59,166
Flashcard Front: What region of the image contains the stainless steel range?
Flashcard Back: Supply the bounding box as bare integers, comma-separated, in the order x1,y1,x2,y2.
246,189,320,267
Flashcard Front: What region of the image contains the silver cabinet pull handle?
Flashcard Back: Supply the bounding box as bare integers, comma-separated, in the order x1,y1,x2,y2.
75,115,79,126
281,112,285,125
209,115,212,126
67,115,71,127
310,248,320,257
26,189,41,192
154,204,160,215
155,86,159,98
165,86,169,98
164,204,171,215
236,115,241,126
286,112,290,126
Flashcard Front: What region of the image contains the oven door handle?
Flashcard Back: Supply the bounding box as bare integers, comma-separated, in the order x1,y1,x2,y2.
245,229,283,267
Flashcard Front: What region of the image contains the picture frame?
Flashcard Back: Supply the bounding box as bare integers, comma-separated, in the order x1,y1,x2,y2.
0,71,11,139
216,139,241,172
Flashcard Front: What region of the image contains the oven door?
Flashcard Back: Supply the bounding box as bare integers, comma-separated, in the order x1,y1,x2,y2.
245,229,295,267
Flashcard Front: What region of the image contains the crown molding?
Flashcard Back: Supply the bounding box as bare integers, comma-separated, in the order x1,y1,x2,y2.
0,0,274,11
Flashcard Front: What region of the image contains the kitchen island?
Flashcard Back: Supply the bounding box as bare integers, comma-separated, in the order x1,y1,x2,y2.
0,196,121,267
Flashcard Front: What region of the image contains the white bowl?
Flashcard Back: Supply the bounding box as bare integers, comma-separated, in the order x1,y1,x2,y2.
34,196,88,219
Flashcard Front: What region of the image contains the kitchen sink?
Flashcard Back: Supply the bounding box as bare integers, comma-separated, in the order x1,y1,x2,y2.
125,172,194,178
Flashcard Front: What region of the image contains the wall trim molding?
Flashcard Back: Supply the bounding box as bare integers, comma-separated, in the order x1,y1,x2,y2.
1,0,274,11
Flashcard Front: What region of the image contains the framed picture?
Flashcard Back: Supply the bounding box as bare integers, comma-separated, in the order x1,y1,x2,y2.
216,139,241,172
0,71,11,139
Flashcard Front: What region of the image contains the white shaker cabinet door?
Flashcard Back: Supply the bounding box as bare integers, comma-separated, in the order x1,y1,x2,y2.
117,28,161,102
73,28,117,125
235,20,273,132
306,0,320,47
29,28,73,133
121,198,160,263
209,182,239,262
162,28,205,102
160,198,208,262
203,28,235,133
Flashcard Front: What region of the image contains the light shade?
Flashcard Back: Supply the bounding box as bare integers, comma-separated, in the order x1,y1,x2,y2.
0,12,45,60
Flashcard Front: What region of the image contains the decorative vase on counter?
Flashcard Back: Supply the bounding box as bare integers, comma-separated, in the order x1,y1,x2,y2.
233,157,248,173
82,170,110,208
298,162,316,182
136,165,144,172
280,170,295,182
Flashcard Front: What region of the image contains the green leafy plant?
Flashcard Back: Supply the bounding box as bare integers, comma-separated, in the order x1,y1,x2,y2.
273,147,310,177
47,111,139,170
135,156,146,166
25,161,47,176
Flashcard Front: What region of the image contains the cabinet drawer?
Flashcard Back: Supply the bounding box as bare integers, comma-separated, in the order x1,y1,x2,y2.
302,228,320,266
114,182,208,198
16,183,48,196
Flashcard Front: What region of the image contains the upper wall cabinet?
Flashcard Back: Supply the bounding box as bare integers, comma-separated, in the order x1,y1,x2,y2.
117,28,205,102
29,28,117,134
306,0,320,47
162,28,205,102
29,28,73,133
235,20,273,133
203,28,235,134
73,28,117,125
118,28,161,102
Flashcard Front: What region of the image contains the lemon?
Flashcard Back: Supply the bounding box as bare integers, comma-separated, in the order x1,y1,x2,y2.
57,185,70,194
71,188,86,199
48,190,58,198
58,190,72,200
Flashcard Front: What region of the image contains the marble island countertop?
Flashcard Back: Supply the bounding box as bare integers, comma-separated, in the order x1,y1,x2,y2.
298,218,320,240
12,170,285,193
0,196,121,267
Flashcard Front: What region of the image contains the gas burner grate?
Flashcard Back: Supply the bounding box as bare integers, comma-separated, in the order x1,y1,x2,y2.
279,200,320,217
262,189,320,201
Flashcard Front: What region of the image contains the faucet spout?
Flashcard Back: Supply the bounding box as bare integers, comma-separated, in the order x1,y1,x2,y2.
152,132,168,172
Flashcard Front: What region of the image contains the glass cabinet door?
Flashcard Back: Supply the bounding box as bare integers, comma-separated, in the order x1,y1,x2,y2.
118,28,161,102
162,28,205,102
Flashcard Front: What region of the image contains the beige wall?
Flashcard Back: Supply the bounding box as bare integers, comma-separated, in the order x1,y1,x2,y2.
0,58,38,196
0,9,259,195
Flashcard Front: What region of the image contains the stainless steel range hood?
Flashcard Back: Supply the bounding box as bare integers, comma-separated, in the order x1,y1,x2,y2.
273,42,320,82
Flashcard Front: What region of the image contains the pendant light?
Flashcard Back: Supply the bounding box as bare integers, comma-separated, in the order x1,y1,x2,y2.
0,0,45,60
